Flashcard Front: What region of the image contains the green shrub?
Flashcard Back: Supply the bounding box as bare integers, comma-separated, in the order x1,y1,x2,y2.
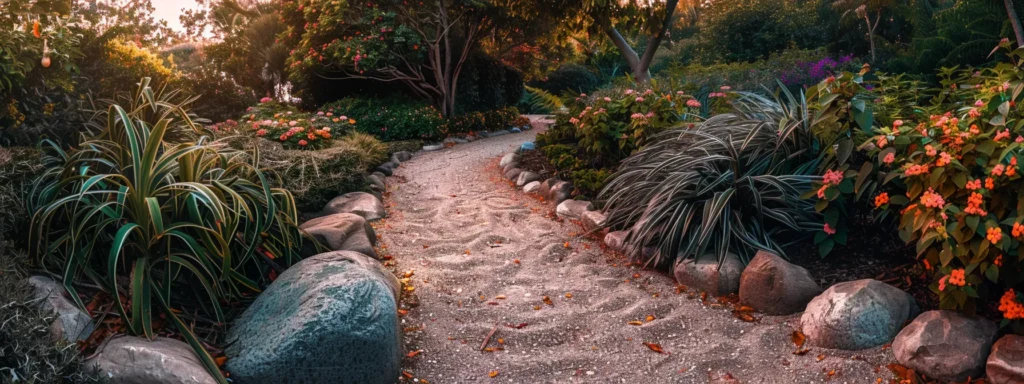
809,44,1024,331
0,146,42,241
0,241,104,384
320,98,444,141
338,132,389,171
569,168,612,199
28,80,310,383
240,100,350,150
599,94,822,268
530,64,601,95
456,53,525,113
258,141,368,213
386,139,424,155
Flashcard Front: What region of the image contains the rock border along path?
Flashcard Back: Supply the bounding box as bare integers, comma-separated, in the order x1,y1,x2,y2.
380,118,896,383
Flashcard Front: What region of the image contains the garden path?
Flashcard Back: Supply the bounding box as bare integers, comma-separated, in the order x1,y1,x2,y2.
380,118,896,383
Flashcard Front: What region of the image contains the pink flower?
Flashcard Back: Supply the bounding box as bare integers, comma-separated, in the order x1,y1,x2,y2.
893,120,904,128
823,223,836,235
883,152,895,164
686,99,701,108
968,108,981,118
823,169,844,185
720,85,732,91
298,140,308,146
317,111,325,116
260,97,272,103
625,89,635,95
604,97,611,102
975,100,985,107
1017,136,1024,143
256,129,267,137
636,97,644,102
676,91,685,95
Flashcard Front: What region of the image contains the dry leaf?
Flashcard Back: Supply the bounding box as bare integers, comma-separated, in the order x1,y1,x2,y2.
497,338,504,344
733,311,758,322
564,293,573,298
643,342,666,354
645,315,655,322
488,371,499,378
793,348,811,356
402,371,414,379
464,249,471,255
532,305,541,310
398,309,409,316
214,356,227,367
628,320,644,326
406,350,422,358
506,322,528,329
542,296,553,306
792,330,806,347
513,259,521,264
563,242,571,248
422,244,429,249
816,354,825,361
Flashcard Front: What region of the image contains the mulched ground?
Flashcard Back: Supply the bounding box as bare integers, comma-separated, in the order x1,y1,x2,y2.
515,147,555,180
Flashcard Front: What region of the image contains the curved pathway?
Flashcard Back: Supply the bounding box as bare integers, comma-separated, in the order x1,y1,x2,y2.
378,122,896,383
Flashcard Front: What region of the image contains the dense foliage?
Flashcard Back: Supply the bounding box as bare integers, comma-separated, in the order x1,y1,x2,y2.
811,44,1024,332
321,98,445,142
27,80,311,382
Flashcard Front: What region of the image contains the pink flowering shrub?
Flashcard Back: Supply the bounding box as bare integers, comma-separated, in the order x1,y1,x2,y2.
241,101,351,150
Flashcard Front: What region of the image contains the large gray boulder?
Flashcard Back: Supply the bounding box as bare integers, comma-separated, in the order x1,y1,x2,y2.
893,310,996,382
322,192,386,221
226,251,401,384
26,276,94,342
499,153,520,168
801,279,919,350
673,253,744,296
987,334,1024,384
556,200,594,220
738,251,821,315
89,336,217,384
516,171,541,187
537,178,559,199
301,213,377,258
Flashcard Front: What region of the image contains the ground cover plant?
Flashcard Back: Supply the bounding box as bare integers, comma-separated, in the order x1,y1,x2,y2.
26,80,312,382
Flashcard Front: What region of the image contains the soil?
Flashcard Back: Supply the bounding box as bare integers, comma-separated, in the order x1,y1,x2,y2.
377,116,898,384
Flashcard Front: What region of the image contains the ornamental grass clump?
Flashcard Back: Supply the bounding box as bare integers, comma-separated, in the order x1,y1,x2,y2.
27,79,311,382
600,93,822,268
811,43,1024,333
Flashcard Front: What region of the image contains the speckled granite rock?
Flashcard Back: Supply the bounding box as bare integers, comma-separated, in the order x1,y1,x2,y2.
801,279,919,350
225,251,401,384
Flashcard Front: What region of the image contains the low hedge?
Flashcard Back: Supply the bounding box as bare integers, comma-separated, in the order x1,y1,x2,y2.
320,98,445,142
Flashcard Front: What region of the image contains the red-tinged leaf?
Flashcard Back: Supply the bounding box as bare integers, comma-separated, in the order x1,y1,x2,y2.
398,309,409,316
542,296,553,306
402,371,414,379
793,348,811,355
406,350,422,358
214,356,227,367
628,320,643,326
643,342,666,354
488,370,499,378
792,330,806,347
505,322,528,329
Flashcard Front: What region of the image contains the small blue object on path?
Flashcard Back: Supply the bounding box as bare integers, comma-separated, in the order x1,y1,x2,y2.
510,127,522,133
520,142,535,151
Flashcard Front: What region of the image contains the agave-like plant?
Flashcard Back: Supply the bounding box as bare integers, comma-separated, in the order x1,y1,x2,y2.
599,93,824,268
28,80,308,383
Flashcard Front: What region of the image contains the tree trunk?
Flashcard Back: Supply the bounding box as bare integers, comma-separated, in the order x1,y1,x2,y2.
1005,0,1024,47
603,0,679,84
864,12,878,63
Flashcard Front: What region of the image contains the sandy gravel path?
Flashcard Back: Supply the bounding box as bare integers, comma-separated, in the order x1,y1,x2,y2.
379,121,896,383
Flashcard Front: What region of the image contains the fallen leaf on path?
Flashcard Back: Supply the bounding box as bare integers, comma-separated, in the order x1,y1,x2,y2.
643,342,666,354
398,309,409,316
793,348,811,356
628,321,643,326
645,315,656,322
495,295,506,300
464,250,471,255
513,259,521,264
506,323,528,329
422,245,429,249
532,305,541,310
542,296,553,306
214,356,227,367
733,311,758,322
402,371,414,379
406,350,422,358
564,293,573,298
792,330,806,347
488,371,499,378
817,354,825,361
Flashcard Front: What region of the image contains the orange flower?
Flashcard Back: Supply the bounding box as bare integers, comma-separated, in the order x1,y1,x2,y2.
823,223,836,235
948,269,966,286
999,289,1024,320
964,192,987,216
1014,222,1024,239
985,177,995,189
32,21,40,38
987,226,1003,244
920,189,944,209
874,192,890,208
966,179,982,190
994,254,1004,267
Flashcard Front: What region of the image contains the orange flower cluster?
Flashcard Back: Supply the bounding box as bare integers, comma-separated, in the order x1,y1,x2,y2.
1014,222,1024,239
987,227,1003,244
949,268,966,286
964,192,987,216
966,179,982,190
920,189,945,209
993,254,1004,267
904,163,930,176
874,192,889,208
999,289,1024,320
